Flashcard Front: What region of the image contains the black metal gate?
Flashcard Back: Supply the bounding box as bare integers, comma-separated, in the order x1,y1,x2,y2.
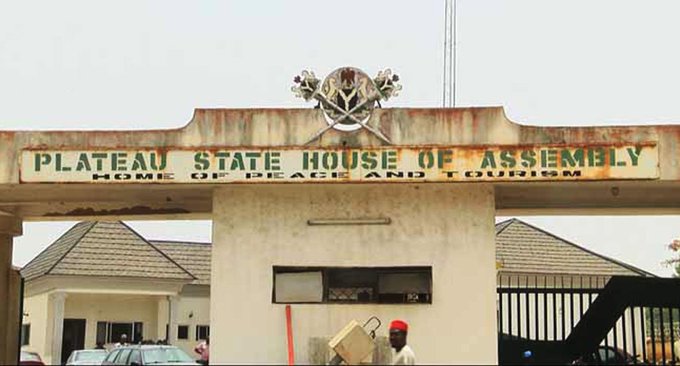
497,275,680,365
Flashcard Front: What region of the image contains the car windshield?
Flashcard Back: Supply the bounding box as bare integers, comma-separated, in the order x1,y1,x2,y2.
20,352,41,361
75,350,108,361
143,347,194,364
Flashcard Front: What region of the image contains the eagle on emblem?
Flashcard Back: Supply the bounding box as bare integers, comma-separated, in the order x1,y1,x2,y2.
292,67,401,142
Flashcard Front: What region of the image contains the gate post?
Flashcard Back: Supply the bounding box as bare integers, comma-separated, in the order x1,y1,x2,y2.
0,216,22,365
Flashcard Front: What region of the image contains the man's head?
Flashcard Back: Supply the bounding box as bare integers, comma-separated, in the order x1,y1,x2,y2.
120,334,128,343
389,320,408,351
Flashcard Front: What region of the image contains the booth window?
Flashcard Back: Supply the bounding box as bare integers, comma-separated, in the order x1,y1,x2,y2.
177,325,189,340
21,324,30,346
273,266,432,304
196,325,210,341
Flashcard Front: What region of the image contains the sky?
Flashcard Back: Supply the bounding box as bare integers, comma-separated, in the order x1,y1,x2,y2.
2,0,680,276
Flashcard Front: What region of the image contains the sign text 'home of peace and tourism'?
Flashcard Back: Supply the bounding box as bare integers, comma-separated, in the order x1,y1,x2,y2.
20,144,659,183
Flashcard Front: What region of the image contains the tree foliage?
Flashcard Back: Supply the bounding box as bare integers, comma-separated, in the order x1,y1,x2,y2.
664,239,680,277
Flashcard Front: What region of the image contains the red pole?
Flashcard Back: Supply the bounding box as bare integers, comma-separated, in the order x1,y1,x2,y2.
286,304,295,365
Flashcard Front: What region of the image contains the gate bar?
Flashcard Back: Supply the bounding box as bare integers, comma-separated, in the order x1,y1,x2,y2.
534,276,539,340
525,276,530,340
561,277,566,340
498,275,504,334
651,308,657,365
660,308,666,366
544,275,548,341
640,307,647,363
516,276,522,339
622,307,628,360
670,308,675,363
631,306,637,365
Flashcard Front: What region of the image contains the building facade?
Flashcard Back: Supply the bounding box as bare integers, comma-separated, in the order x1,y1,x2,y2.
21,218,648,364
1,67,678,362
20,222,208,364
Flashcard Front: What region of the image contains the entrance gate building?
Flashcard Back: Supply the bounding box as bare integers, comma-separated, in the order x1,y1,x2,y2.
0,70,679,363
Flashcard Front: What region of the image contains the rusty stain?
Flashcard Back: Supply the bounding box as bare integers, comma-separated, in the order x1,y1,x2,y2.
0,107,674,183
44,206,190,217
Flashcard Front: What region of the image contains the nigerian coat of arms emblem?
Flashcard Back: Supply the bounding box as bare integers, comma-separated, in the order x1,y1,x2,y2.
292,66,402,143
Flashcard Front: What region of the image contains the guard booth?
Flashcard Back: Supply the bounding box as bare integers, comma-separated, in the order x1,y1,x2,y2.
0,67,678,364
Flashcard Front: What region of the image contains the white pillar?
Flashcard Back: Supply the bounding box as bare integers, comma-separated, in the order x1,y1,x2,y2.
156,297,169,342
167,296,180,345
50,292,67,365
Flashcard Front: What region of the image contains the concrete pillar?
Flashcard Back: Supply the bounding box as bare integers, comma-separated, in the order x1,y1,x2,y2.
157,297,169,342
168,296,180,345
6,269,21,365
50,292,67,365
210,184,498,364
0,216,21,365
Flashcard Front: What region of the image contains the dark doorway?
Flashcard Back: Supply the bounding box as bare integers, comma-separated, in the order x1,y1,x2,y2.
61,318,86,364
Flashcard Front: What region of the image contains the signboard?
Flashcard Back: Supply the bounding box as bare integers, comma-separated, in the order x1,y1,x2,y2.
20,144,659,183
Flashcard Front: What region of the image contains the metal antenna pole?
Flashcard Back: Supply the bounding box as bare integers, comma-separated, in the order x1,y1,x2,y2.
443,0,452,107
452,0,457,108
443,0,456,108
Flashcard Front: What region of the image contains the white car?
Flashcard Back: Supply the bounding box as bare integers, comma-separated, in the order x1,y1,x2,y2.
66,349,109,365
102,345,199,365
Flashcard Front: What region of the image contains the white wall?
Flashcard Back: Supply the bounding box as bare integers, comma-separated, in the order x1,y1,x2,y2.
64,293,162,348
24,290,210,363
157,294,211,356
210,184,497,364
22,293,49,359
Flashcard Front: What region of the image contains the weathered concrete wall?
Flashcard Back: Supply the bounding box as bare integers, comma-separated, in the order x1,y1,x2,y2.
6,269,21,365
0,240,17,365
1,107,680,219
0,108,507,184
0,217,21,365
0,240,10,362
3,107,680,185
210,183,497,364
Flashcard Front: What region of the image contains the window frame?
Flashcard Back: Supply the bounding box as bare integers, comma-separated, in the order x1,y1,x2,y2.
195,325,210,341
272,266,432,304
20,324,30,346
177,325,189,340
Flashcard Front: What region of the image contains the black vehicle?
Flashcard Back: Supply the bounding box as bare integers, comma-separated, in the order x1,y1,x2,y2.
498,334,644,365
498,333,571,365
573,346,644,365
101,345,199,366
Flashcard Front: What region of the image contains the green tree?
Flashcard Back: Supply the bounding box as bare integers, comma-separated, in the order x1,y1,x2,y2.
664,239,680,277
